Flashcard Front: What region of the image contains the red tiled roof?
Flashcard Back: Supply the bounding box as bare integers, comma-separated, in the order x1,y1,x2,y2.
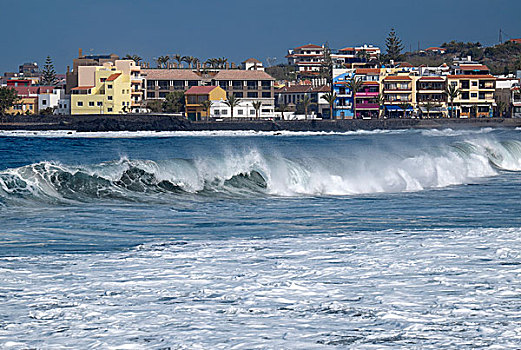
278,85,312,93
419,76,445,81
384,76,412,81
510,39,521,44
362,81,379,85
339,47,355,51
243,58,262,64
106,73,122,81
71,86,94,90
458,65,489,71
12,86,39,96
295,44,323,50
425,47,446,51
448,75,496,79
142,69,202,80
311,85,331,92
212,70,275,80
356,68,380,75
185,86,220,95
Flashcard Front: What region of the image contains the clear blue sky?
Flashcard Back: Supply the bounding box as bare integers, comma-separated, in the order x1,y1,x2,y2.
1,0,520,73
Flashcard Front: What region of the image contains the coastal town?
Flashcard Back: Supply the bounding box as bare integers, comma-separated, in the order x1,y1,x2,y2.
1,32,521,121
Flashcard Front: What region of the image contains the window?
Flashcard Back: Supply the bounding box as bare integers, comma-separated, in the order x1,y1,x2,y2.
122,90,125,94
108,96,113,100
472,81,478,87
59,104,62,108
461,92,469,100
89,101,94,106
471,93,477,98
77,101,83,106
262,92,271,98
97,102,103,106
159,92,168,98
214,110,220,115
42,100,47,105
238,109,243,115
247,92,258,98
222,109,228,115
147,92,155,98
234,92,243,98
108,108,113,112
250,110,255,115
107,84,112,89
122,102,126,106
101,78,106,82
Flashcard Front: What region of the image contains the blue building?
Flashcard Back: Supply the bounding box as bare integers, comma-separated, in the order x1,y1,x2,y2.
332,72,354,119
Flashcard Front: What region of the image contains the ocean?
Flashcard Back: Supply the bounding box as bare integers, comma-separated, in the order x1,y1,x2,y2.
1,128,521,349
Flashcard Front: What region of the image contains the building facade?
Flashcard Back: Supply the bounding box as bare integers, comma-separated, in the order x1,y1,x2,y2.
184,86,226,120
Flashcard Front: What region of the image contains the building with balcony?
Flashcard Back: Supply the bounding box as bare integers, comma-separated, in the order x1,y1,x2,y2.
66,48,119,94
143,69,202,99
37,87,65,113
242,58,264,71
275,84,331,118
447,75,496,118
70,60,141,115
331,45,381,68
184,86,226,121
211,70,275,118
382,75,417,118
332,72,355,119
286,44,325,74
416,76,448,118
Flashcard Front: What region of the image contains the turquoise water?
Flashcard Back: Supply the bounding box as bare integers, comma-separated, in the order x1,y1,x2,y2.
1,128,521,348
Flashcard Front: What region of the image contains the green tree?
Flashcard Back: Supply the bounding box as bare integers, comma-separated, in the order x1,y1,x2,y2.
356,49,369,62
445,84,461,118
496,101,507,117
41,56,57,86
298,95,313,120
385,28,404,62
181,56,192,69
200,99,212,121
162,91,185,113
146,100,162,113
252,101,262,120
124,54,142,64
346,77,363,119
277,103,288,120
398,102,411,118
321,92,337,120
319,43,333,85
224,94,241,120
0,87,19,115
376,93,386,119
172,54,183,69
422,100,435,119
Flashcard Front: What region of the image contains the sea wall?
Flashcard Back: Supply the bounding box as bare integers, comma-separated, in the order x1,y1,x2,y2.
0,114,520,132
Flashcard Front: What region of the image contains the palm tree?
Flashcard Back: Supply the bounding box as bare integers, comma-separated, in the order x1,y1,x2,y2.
496,101,507,117
224,94,241,120
251,101,262,120
398,102,411,118
124,54,142,64
321,92,337,120
445,84,461,118
156,55,170,69
299,95,313,120
220,57,228,69
376,93,386,119
192,57,200,70
181,56,192,69
172,54,183,69
277,103,288,120
200,100,212,121
346,77,363,119
356,49,369,62
423,100,435,119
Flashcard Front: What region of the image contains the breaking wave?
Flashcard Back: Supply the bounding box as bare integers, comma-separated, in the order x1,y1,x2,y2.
0,138,520,204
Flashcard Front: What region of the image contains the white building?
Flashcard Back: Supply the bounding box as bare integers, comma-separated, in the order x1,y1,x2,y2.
38,87,65,113
55,95,71,115
211,100,274,120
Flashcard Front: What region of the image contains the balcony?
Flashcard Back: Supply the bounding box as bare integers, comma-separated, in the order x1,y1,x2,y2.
356,103,379,110
479,83,494,89
247,86,259,90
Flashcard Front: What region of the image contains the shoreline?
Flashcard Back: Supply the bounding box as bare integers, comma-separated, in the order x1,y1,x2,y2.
0,115,520,132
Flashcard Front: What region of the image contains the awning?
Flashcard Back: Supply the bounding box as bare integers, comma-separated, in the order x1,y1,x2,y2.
419,106,447,113
385,105,413,111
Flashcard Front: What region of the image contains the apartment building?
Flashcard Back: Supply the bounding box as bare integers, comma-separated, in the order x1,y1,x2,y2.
382,75,417,118
416,76,448,118
70,60,142,115
353,68,381,119
332,45,381,68
66,49,119,94
447,74,496,118
5,86,38,115
211,70,275,118
286,44,325,73
143,69,202,99
332,72,354,119
38,87,65,113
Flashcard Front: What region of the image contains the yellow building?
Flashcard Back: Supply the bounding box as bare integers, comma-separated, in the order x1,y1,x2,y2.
447,75,496,118
185,86,226,121
71,60,142,115
6,97,38,115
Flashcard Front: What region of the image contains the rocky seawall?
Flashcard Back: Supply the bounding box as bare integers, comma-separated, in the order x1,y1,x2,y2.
0,114,520,132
